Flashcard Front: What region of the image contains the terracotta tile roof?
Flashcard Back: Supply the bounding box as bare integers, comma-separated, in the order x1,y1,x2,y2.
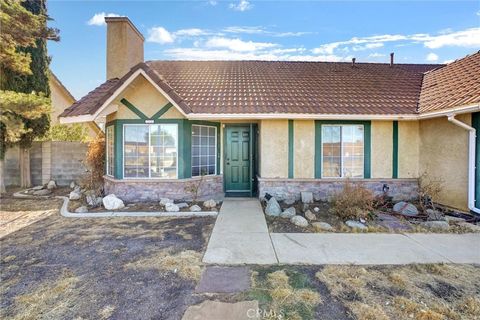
419,51,480,113
148,60,439,115
60,60,443,118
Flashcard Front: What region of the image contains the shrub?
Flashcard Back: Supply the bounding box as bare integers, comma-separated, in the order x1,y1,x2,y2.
81,134,105,192
41,124,89,142
329,181,374,220
418,172,444,212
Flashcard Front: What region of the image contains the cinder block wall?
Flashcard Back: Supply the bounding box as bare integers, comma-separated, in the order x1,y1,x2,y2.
50,142,89,186
3,141,88,187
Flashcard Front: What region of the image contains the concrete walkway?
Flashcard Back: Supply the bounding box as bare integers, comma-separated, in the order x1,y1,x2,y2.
203,198,277,264
204,199,480,265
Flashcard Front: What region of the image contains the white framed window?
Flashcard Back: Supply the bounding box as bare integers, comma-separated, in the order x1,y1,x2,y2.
123,124,178,179
321,124,364,178
106,126,114,177
191,124,217,176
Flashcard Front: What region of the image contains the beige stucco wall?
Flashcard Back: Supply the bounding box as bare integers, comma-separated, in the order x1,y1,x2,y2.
398,121,420,178
260,120,288,178
419,114,470,210
50,76,99,138
259,120,289,178
111,75,182,120
371,121,393,178
106,19,144,80
293,120,315,178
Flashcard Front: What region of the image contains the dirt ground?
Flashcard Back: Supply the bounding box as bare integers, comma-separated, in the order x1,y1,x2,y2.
0,195,215,320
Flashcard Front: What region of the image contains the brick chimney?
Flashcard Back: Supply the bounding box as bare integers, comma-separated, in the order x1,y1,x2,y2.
105,17,144,79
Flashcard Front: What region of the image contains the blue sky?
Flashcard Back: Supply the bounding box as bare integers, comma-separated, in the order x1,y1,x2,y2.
47,1,480,99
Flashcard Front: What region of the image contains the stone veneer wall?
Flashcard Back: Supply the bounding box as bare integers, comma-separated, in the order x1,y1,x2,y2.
104,175,224,202
258,178,419,202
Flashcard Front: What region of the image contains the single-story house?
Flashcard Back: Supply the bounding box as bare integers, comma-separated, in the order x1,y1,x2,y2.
59,17,480,212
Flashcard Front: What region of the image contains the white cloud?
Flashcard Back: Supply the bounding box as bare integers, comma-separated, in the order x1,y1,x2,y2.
87,12,120,26
311,28,480,56
443,59,455,64
229,0,253,12
422,28,480,49
174,28,210,37
223,26,266,34
205,37,276,52
368,52,386,58
477,10,480,16
426,53,439,62
147,27,175,44
208,0,218,5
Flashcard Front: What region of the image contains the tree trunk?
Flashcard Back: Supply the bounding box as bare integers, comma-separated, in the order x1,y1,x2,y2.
20,147,31,188
0,158,6,194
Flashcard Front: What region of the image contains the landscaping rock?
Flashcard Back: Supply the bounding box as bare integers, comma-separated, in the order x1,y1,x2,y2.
69,190,82,200
284,198,295,205
47,180,56,190
280,207,296,218
70,181,76,189
160,198,173,206
313,207,320,213
301,191,313,204
176,202,189,209
32,185,44,191
190,204,202,212
426,209,444,221
290,215,309,227
302,203,310,212
421,220,450,231
444,215,466,223
33,189,52,196
377,213,413,231
86,193,103,207
204,199,217,208
75,206,88,213
393,201,419,217
165,202,180,212
265,197,282,216
103,194,125,210
312,222,334,232
305,210,316,221
346,220,367,230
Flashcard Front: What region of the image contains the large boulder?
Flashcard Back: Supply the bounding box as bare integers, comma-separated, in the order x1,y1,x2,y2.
290,215,309,227
280,207,296,218
265,197,282,216
69,190,82,200
103,194,125,210
190,204,202,212
176,202,189,209
204,199,217,209
393,201,418,217
33,189,52,196
160,198,173,206
165,202,180,212
32,185,44,191
312,222,334,232
301,191,313,204
47,180,56,190
305,210,316,221
346,220,367,230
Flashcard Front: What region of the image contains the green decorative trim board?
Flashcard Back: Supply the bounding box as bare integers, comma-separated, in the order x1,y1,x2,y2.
151,102,173,119
392,121,399,179
314,120,371,179
472,112,480,209
288,120,294,179
120,98,148,120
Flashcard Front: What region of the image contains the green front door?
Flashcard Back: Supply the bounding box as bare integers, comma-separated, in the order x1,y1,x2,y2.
225,125,252,196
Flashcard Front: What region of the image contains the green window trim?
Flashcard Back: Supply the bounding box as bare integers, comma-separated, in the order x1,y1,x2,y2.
105,119,221,180
392,121,399,179
314,120,371,179
288,120,294,178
